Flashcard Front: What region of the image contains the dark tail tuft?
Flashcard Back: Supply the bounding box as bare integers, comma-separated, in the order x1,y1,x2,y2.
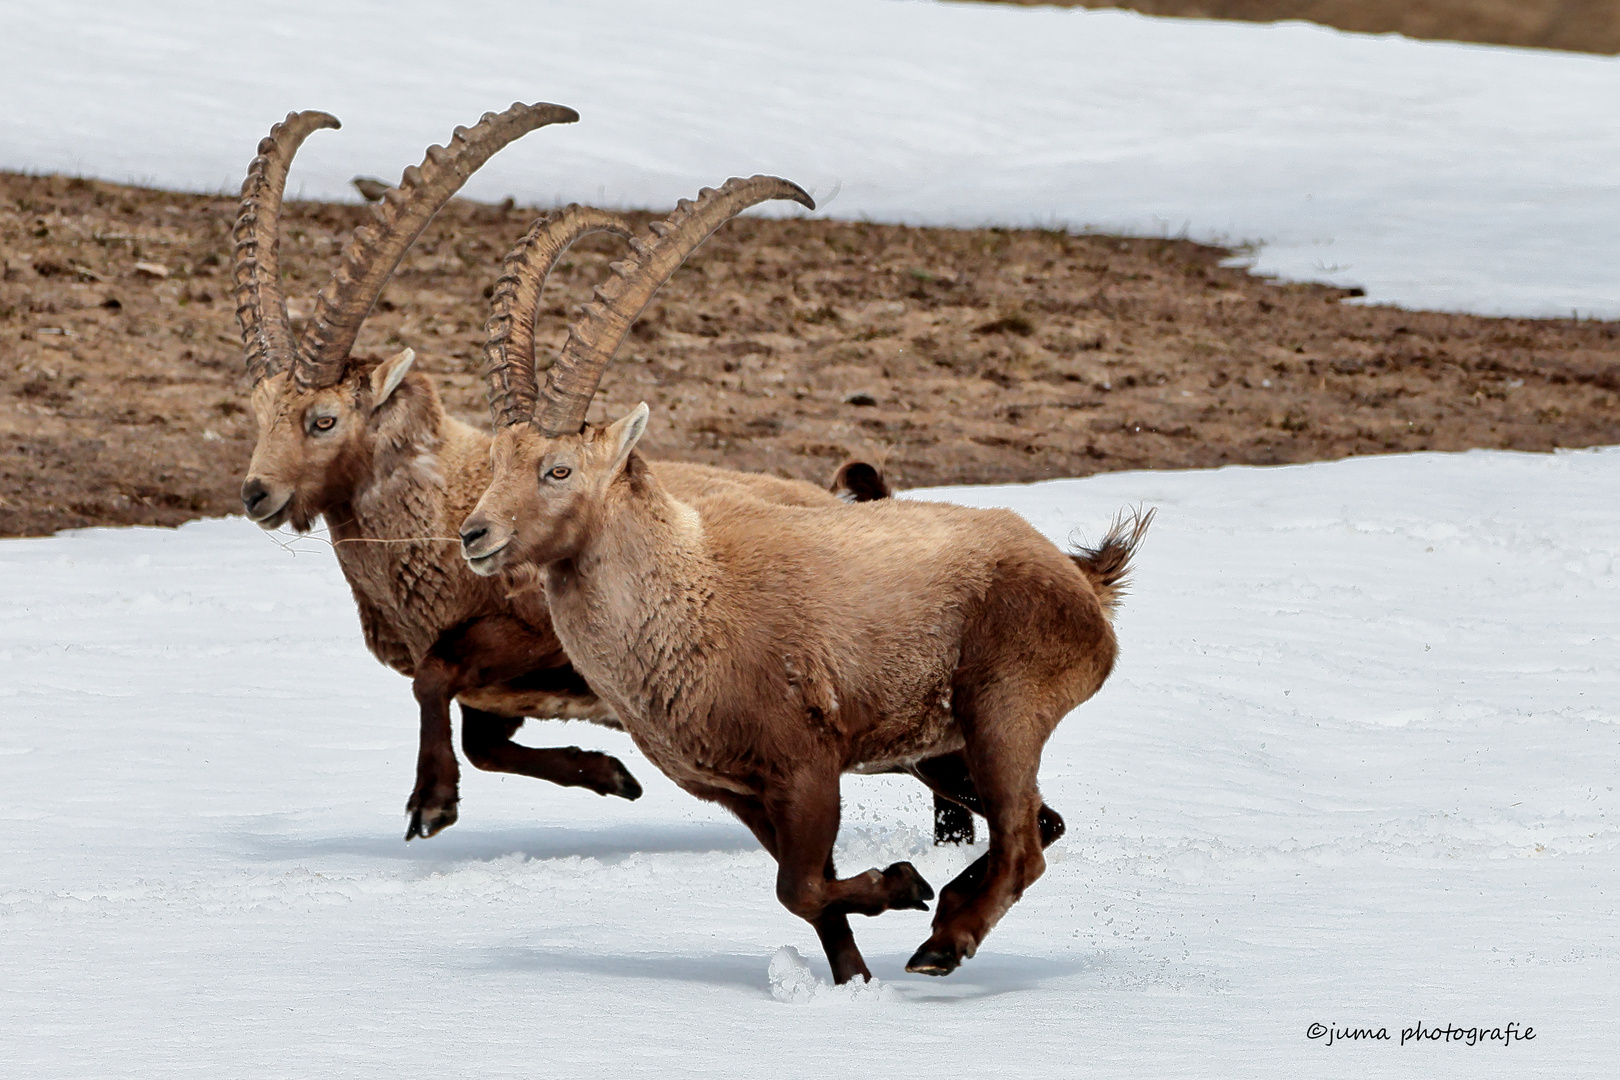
829,459,892,503
1070,507,1154,616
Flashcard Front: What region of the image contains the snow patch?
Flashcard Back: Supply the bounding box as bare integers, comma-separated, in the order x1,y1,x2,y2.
2,452,1618,1075
767,946,898,1005
0,1,1616,316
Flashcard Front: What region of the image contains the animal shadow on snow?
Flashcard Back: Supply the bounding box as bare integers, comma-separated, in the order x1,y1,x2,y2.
235,821,759,868
487,944,1109,1001
874,950,1110,1002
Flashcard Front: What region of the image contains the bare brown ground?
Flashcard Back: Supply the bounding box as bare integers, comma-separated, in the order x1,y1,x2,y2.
2,171,1617,538
989,0,1620,54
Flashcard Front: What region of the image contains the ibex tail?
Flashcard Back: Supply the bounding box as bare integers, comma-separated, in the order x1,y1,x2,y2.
1070,507,1154,616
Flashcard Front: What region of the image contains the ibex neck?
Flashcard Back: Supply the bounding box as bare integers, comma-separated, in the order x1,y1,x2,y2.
546,476,719,725
329,408,451,545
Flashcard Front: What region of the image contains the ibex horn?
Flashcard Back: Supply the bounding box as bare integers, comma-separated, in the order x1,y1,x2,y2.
534,175,815,437
295,101,580,389
233,110,340,386
484,207,636,430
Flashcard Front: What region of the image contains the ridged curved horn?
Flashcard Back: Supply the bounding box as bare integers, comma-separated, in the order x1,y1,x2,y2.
294,101,580,388
233,110,340,385
534,175,814,437
534,175,810,437
484,207,636,429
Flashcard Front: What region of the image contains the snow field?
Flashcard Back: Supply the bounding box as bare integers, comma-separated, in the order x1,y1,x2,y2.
2,448,1616,1077
2,0,1616,317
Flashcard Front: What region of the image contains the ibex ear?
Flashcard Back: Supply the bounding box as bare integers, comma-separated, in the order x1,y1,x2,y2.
369,348,416,410
604,402,650,474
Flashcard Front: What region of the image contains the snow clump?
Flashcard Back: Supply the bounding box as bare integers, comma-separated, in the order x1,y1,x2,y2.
767,946,898,1005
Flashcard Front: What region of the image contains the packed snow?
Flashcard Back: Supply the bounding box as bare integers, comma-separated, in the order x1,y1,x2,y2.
2,0,1617,317
3,449,1616,1077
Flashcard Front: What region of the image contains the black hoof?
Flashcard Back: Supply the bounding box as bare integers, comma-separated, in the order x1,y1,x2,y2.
883,862,935,910
611,766,643,801
1038,804,1066,846
404,800,458,841
905,945,960,977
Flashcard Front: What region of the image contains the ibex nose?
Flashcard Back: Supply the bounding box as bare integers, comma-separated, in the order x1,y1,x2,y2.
241,478,270,516
460,514,509,575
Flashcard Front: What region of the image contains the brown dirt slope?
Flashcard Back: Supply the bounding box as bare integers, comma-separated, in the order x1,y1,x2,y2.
2,171,1617,538
988,0,1620,54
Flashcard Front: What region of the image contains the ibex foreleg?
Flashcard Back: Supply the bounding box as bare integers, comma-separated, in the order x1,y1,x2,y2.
406,618,641,840
461,708,642,801
711,767,935,985
407,657,462,840
705,790,864,985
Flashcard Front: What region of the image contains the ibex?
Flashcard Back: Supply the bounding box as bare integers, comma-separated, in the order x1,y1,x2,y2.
233,104,884,840
459,176,1152,981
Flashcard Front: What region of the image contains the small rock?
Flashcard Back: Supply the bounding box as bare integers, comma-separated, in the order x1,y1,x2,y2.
973,314,1034,337
133,261,170,279
845,392,877,407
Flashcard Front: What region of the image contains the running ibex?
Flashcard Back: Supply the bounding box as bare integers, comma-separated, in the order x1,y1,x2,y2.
234,105,883,840
459,176,1151,981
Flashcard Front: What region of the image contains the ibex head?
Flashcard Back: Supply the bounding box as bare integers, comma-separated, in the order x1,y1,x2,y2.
241,351,421,529
462,403,651,574
233,103,578,531
459,177,814,575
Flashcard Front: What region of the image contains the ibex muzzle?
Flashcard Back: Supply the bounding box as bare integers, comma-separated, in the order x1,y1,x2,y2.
458,513,512,574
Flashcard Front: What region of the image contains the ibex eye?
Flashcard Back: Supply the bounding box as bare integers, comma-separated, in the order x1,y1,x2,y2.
548,465,572,480
312,416,337,432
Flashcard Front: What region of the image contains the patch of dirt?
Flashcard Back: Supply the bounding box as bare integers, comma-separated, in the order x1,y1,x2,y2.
2,171,1617,538
987,0,1620,54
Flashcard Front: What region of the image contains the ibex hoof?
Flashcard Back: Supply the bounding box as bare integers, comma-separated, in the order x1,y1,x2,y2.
905,944,961,977
883,862,935,911
404,799,459,841
604,761,643,801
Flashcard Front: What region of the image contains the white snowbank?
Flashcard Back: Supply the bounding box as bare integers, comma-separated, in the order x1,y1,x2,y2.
1,0,1616,317
2,448,1616,1077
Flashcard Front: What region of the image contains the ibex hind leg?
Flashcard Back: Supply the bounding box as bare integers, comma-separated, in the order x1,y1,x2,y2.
754,766,935,984
461,708,642,800
909,751,1066,926
906,697,1056,977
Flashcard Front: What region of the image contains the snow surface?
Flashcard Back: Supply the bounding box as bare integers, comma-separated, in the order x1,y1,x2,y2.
2,0,1617,318
3,448,1617,1077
